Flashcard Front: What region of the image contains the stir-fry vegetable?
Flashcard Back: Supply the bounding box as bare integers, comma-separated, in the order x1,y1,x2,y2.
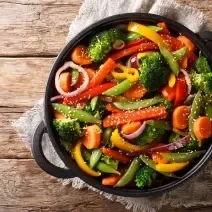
51,21,211,190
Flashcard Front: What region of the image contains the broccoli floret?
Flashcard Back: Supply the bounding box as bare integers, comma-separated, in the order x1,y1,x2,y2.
136,125,165,146
100,155,118,170
84,99,106,118
88,28,126,62
53,119,83,142
191,70,212,94
139,52,170,91
178,139,198,152
135,166,158,189
195,56,212,73
168,132,182,143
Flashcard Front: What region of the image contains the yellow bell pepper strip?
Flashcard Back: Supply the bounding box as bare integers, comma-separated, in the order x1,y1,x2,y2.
155,162,189,173
111,63,139,82
168,73,176,88
139,155,180,178
73,141,101,177
128,22,167,47
137,51,153,59
110,129,149,152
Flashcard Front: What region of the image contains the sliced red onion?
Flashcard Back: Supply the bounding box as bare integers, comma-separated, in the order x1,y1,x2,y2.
181,69,191,94
50,95,64,102
126,136,190,156
121,122,146,140
127,54,140,69
184,94,195,105
55,61,89,97
113,40,125,50
146,135,190,152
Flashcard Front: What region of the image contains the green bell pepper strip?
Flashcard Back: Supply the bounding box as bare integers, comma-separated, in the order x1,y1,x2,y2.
205,104,212,119
103,79,134,96
158,43,180,76
161,151,206,163
90,96,99,111
147,25,163,32
172,46,188,60
114,157,141,187
139,155,180,178
189,90,203,140
113,97,164,110
89,149,102,168
82,149,120,175
102,127,114,147
71,69,79,86
52,103,101,124
146,120,171,131
126,32,142,42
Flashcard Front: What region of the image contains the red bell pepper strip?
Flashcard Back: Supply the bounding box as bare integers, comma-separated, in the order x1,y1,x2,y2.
110,42,158,61
64,82,116,105
103,106,167,128
160,34,184,51
89,58,115,88
105,103,124,113
174,75,187,106
124,37,148,49
102,147,131,164
157,22,170,34
161,84,176,101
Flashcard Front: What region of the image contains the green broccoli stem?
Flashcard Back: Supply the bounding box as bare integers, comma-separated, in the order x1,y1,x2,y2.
103,79,135,96
205,104,212,119
52,103,101,124
113,97,164,110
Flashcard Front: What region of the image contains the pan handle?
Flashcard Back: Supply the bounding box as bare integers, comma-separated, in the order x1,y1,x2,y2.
32,121,76,178
198,31,212,50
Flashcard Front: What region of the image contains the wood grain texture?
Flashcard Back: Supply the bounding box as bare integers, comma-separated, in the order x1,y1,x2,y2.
0,0,211,56
0,1,82,56
0,111,31,159
0,159,211,212
0,58,53,107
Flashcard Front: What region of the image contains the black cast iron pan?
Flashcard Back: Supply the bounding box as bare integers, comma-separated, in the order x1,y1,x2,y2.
32,13,212,197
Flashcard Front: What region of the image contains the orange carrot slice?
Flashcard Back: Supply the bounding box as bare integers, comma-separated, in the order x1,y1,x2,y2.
125,84,147,100
121,121,142,135
59,72,71,92
82,125,101,149
193,116,212,140
172,106,190,130
71,45,92,65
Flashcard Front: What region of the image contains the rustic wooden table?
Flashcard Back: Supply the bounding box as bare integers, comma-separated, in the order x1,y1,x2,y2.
0,0,212,211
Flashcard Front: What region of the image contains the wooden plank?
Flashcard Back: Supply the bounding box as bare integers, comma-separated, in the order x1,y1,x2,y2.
0,0,211,56
0,111,32,159
0,159,211,212
0,1,82,56
0,159,129,212
0,58,53,107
